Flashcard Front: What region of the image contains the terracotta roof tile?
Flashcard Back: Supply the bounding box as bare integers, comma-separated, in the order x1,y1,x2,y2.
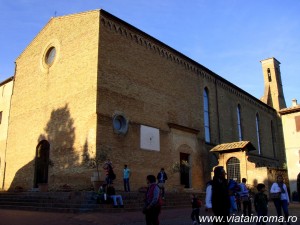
210,141,256,152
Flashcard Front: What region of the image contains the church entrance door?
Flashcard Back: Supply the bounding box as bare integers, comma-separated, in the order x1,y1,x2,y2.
180,152,190,188
34,140,50,188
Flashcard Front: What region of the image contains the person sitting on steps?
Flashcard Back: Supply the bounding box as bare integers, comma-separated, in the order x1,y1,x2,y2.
106,184,124,208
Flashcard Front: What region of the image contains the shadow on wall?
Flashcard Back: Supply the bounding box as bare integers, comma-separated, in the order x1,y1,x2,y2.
8,104,89,191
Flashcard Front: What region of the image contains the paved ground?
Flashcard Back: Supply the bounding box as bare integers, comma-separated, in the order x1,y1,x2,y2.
1,202,300,225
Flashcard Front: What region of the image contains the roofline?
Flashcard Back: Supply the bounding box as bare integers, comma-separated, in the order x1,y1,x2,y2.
12,8,279,112
16,9,101,62
260,57,281,64
100,10,277,112
0,76,14,86
279,106,300,115
210,141,256,153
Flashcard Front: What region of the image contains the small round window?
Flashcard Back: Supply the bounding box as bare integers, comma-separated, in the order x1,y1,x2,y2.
113,118,122,130
112,113,128,135
45,46,56,66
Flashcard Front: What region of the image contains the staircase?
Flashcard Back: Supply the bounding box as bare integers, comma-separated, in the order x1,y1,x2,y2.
0,190,205,213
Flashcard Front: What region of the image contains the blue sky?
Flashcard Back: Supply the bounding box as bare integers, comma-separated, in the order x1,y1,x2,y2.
0,0,299,106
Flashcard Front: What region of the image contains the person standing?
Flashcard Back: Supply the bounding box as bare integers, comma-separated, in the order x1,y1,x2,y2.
123,164,131,192
157,168,168,199
143,175,162,225
270,175,291,225
228,179,239,213
208,166,230,225
191,194,201,225
205,180,213,211
103,159,114,185
254,183,268,225
239,178,252,216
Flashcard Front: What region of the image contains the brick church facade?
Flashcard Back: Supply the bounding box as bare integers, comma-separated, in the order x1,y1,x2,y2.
0,10,287,192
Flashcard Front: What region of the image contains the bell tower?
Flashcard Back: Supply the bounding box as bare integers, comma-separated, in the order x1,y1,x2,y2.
260,57,286,111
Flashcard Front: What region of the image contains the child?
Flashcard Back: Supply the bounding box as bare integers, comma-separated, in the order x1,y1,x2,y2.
191,194,202,225
254,183,268,225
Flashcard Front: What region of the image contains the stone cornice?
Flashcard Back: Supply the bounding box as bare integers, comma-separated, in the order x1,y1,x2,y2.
100,11,214,80
167,123,199,134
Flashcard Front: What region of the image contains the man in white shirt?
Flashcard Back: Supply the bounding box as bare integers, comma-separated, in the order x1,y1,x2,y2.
270,175,290,225
205,180,212,210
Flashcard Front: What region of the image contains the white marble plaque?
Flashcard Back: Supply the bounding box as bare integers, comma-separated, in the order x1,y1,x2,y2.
140,125,160,151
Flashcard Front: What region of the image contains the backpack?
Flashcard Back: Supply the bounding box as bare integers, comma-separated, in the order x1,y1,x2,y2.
147,184,163,208
107,164,116,180
109,171,116,180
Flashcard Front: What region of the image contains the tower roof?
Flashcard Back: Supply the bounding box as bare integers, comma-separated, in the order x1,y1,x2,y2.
260,57,281,64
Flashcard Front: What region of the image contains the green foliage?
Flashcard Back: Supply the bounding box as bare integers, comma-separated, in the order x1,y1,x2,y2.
82,146,110,175
171,160,191,174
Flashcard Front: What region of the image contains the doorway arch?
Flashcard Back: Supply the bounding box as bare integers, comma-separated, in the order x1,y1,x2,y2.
226,157,241,183
34,140,50,188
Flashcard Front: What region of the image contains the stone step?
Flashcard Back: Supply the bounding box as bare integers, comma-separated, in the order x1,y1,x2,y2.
0,191,205,213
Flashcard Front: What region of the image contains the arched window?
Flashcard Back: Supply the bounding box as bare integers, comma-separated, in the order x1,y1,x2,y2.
226,157,241,183
203,88,211,143
237,105,243,141
256,113,261,155
267,68,272,82
271,120,276,158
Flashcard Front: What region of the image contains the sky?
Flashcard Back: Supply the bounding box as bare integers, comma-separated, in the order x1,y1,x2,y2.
0,0,299,106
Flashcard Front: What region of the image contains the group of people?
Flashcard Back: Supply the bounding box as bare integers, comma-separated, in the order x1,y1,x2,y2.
98,162,292,225
145,167,292,225
102,159,132,191
103,160,168,196
98,161,168,224
95,160,135,208
94,159,126,208
205,166,291,225
253,175,291,225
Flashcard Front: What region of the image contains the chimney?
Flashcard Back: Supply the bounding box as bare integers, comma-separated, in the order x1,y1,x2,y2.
292,99,298,107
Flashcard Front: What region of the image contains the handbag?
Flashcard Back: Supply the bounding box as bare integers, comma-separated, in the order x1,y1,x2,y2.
270,192,281,200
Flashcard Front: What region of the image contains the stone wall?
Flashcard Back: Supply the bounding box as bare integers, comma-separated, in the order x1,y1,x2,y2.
281,109,300,194
94,11,285,191
2,10,286,192
0,78,13,189
4,11,100,190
